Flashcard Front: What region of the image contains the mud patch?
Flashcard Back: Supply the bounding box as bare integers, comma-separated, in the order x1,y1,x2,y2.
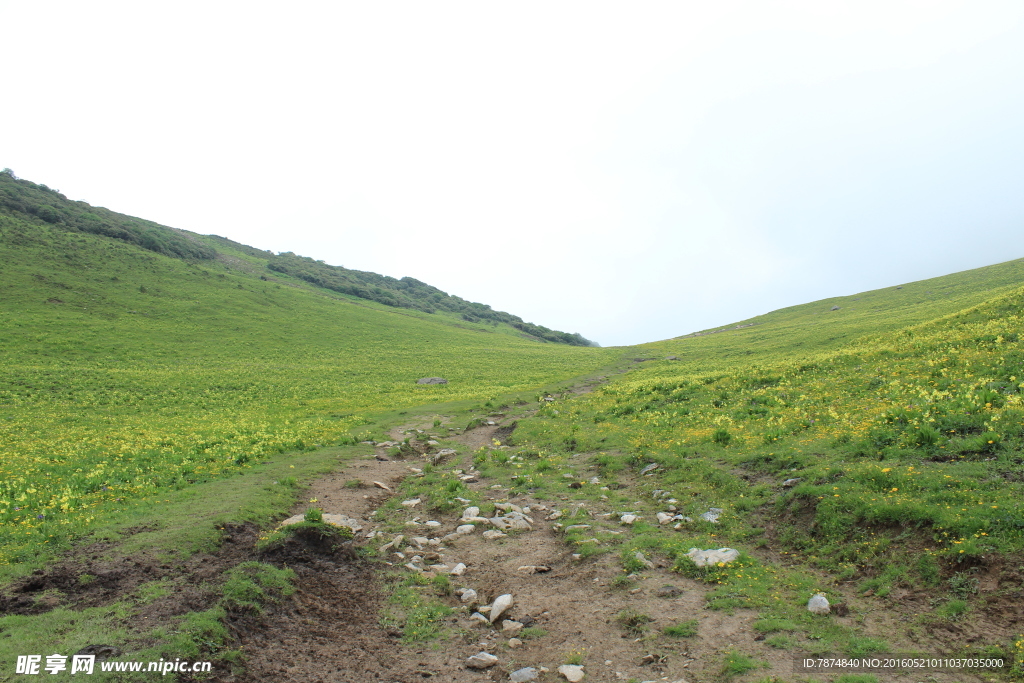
0,523,259,618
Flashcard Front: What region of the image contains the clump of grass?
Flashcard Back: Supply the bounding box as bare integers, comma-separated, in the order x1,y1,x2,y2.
616,609,653,636
563,646,586,665
220,561,296,614
753,617,798,633
518,626,547,639
845,636,888,656
948,571,979,597
765,634,795,649
936,599,969,620
344,479,363,489
721,650,768,678
662,619,698,637
610,574,636,590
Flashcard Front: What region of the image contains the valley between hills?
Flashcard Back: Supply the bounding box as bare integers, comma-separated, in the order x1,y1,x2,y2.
1,170,1022,682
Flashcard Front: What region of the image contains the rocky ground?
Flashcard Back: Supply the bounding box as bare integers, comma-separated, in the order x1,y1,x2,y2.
206,408,1011,683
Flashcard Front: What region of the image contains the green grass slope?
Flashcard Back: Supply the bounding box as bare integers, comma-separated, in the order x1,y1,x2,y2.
0,202,618,567
640,256,1024,370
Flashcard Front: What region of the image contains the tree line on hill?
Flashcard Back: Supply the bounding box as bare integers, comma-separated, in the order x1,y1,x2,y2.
0,170,595,346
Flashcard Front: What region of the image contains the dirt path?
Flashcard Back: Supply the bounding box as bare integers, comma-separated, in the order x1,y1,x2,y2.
218,374,999,682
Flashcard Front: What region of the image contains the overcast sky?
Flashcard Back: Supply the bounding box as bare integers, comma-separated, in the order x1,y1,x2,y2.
4,1,1024,346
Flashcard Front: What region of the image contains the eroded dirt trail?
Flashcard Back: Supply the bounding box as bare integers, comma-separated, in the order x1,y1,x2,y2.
221,400,999,682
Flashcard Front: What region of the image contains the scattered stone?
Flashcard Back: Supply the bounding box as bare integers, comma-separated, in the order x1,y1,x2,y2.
509,666,537,681
588,476,600,484
489,594,513,623
634,551,656,570
830,305,840,311
426,440,439,446
482,530,507,540
517,565,551,574
411,536,429,548
685,547,740,567
465,652,498,669
563,524,591,533
558,664,585,682
807,593,831,615
404,563,422,572
417,377,448,385
401,498,421,507
456,524,476,535
469,612,489,625
437,448,457,457
657,512,674,525
666,355,679,360
428,564,449,572
639,463,659,476
502,619,524,633
458,588,478,603
546,510,563,521
620,514,640,525
425,520,441,527
782,478,802,487
450,563,467,576
699,508,723,523
462,506,481,519
455,497,472,504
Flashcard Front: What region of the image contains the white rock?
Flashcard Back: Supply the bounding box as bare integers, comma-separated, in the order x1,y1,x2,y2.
455,497,472,503
489,594,513,623
482,530,507,540
509,666,537,681
456,524,476,535
469,612,489,625
462,506,480,520
450,563,467,576
558,664,585,682
428,564,449,572
517,565,551,574
401,498,421,507
620,514,639,525
411,537,429,548
404,563,422,572
685,547,740,567
372,480,392,491
589,477,600,484
700,508,723,523
657,512,674,525
425,520,441,527
563,524,590,532
546,511,563,520
508,638,524,650
634,551,655,569
466,652,499,669
807,593,831,615
502,619,523,633
459,588,478,603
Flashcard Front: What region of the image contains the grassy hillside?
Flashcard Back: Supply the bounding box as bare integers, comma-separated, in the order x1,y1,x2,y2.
0,203,617,568
0,169,593,345
641,256,1024,371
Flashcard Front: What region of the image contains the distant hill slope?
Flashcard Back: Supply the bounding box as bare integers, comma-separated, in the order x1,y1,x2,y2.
0,169,593,346
638,256,1024,370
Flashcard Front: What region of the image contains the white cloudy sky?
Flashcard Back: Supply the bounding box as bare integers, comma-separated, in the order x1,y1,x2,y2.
4,1,1024,346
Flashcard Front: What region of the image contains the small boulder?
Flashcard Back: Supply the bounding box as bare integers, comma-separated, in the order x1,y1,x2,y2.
558,664,585,682
466,652,498,669
450,563,467,576
417,377,448,385
509,666,537,681
456,524,476,535
489,593,513,623
461,506,481,520
482,530,507,540
685,547,740,567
